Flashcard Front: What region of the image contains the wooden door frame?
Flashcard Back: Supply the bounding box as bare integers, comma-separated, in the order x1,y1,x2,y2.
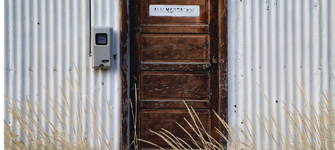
120,0,228,149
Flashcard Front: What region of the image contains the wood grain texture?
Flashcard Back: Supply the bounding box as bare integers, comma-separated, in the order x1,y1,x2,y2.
128,0,141,150
141,71,210,100
218,0,229,139
120,0,130,149
140,100,209,109
141,63,210,71
141,24,208,33
207,0,220,141
141,34,209,62
140,109,210,148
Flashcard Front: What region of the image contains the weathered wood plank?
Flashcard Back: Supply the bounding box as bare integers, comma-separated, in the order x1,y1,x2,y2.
140,100,209,109
141,63,210,71
141,34,209,62
140,109,210,148
141,24,208,33
141,71,210,100
218,0,229,138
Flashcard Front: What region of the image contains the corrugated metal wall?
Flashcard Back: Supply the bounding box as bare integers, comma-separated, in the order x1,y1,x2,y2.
4,0,120,149
228,0,335,149
5,0,335,149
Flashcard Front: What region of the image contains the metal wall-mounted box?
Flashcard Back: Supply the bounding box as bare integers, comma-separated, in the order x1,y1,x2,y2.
91,27,113,69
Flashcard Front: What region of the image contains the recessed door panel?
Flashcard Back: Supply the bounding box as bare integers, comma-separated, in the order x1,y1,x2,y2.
141,71,210,100
140,109,210,148
141,34,209,62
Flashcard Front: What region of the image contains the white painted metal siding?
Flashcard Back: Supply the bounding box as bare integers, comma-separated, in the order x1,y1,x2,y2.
228,0,335,149
4,0,120,149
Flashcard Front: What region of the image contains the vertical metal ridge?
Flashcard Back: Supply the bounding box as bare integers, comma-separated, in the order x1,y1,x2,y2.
48,0,55,133
27,0,33,119
31,0,38,139
23,0,30,143
8,0,15,132
40,0,47,137
15,0,23,138
83,0,91,146
4,0,9,123
321,0,330,103
331,0,335,106
245,0,253,146
269,0,277,146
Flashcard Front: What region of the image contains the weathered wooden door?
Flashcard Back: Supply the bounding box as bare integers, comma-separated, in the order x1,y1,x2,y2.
130,0,219,148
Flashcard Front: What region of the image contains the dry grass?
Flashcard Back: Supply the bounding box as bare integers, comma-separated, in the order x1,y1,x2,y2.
4,64,335,150
4,61,115,150
141,75,335,150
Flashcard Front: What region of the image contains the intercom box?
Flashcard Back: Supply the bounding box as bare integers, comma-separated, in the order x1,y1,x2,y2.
91,27,113,69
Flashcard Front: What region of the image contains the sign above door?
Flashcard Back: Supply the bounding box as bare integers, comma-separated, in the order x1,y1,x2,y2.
149,5,200,17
